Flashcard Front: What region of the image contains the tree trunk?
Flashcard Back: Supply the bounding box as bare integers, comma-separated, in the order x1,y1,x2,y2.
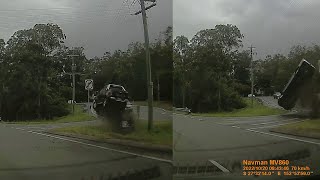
182,85,185,108
188,84,192,108
157,73,160,101
38,76,41,119
218,75,221,112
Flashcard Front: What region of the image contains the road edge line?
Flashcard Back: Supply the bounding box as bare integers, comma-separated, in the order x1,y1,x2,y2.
23,129,172,164
208,160,230,173
246,129,320,145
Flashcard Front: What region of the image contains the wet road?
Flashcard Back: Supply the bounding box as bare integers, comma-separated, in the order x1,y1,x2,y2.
173,113,320,179
0,123,172,180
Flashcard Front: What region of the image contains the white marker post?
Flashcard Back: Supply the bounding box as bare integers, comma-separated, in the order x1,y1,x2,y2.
85,79,93,113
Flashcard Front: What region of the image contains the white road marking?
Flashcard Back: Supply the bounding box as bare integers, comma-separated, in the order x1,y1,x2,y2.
248,120,304,129
231,126,240,128
250,118,298,126
216,118,274,125
246,129,320,145
209,160,230,173
25,127,48,130
11,127,172,163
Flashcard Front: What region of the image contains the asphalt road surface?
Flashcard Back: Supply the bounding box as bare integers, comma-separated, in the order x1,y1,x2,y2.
0,122,172,180
131,105,172,121
256,96,284,109
256,96,309,113
173,113,320,179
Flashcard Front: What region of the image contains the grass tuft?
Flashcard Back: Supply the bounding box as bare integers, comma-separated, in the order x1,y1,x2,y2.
11,105,96,124
272,119,320,139
53,120,172,146
193,98,286,117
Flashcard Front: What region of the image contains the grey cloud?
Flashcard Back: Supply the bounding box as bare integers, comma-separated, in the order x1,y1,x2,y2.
0,0,172,58
174,0,320,59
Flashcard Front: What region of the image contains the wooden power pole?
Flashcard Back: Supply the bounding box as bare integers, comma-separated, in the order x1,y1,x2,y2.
134,0,156,131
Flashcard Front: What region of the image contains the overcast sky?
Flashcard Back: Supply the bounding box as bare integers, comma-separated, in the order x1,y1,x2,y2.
0,0,172,58
174,0,320,60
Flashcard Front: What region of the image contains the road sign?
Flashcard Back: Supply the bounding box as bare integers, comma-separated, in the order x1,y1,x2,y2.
85,79,93,90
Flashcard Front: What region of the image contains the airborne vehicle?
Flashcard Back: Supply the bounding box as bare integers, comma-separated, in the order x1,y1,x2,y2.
93,84,129,115
93,84,134,130
278,59,319,116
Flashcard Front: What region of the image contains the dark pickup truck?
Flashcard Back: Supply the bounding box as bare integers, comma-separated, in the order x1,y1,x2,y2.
93,84,134,130
93,84,130,115
278,59,316,110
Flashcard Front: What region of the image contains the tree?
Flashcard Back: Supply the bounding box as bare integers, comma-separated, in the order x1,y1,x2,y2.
91,26,173,102
174,35,190,107
176,24,245,112
1,24,69,121
232,50,251,96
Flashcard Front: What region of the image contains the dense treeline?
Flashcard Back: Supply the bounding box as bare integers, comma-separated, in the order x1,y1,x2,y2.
173,24,251,112
0,24,173,121
2,22,319,118
88,26,173,101
0,24,90,121
173,24,320,113
255,45,320,96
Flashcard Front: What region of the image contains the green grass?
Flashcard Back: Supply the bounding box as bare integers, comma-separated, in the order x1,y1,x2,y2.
133,101,173,111
53,120,172,146
193,98,286,117
10,105,96,124
271,119,320,139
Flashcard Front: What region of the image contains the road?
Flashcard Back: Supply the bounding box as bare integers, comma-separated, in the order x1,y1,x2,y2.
256,96,314,116
132,105,172,121
81,102,172,121
0,122,172,180
256,96,284,109
173,113,320,179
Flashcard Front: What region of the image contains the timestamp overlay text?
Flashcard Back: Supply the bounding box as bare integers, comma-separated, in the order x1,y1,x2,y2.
242,159,314,176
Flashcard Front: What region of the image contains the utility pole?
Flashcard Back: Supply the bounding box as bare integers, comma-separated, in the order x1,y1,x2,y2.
68,54,78,115
134,0,156,131
157,72,160,101
249,45,256,107
66,51,81,115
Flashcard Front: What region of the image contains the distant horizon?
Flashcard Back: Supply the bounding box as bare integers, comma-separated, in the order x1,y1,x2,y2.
0,0,172,59
174,0,320,60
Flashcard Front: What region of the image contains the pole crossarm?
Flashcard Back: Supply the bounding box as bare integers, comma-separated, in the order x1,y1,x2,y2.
133,3,156,15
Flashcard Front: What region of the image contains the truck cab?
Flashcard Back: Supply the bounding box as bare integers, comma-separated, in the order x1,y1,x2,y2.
278,59,317,111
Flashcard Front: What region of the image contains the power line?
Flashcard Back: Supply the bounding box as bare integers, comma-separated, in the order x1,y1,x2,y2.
0,7,129,12
249,45,256,107
112,0,130,26
104,0,139,48
0,11,133,28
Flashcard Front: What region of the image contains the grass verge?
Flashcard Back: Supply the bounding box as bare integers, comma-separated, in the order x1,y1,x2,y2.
193,98,286,117
9,105,96,124
133,101,172,111
271,119,320,139
52,120,172,147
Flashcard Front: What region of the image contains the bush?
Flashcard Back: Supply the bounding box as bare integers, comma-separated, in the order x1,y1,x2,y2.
41,94,69,119
190,85,246,113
